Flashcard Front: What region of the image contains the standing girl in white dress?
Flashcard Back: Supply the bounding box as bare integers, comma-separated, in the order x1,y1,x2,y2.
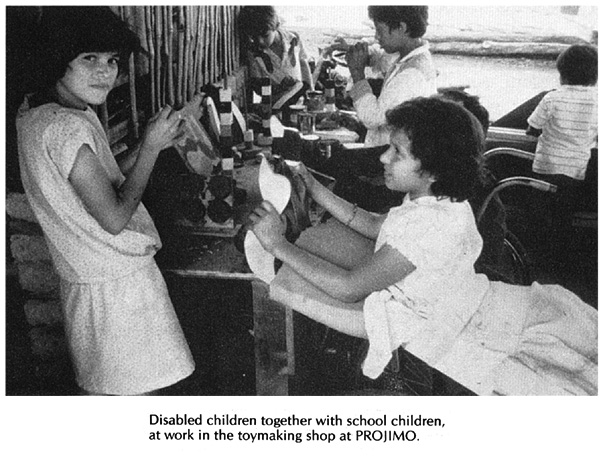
17,7,195,395
249,96,597,395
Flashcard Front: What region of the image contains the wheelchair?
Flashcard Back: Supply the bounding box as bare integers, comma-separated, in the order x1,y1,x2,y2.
474,147,558,286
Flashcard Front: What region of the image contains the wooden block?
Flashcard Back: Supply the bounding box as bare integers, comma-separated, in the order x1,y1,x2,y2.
24,299,63,326
28,326,67,360
6,193,38,223
10,234,51,262
17,261,60,295
7,219,44,236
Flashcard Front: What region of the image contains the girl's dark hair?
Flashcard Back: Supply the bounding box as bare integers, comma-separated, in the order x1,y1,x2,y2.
436,89,490,135
238,6,280,40
35,6,141,91
368,6,428,38
386,97,485,202
556,44,598,86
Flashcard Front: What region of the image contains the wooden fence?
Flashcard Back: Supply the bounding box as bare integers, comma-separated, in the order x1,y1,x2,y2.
117,5,241,113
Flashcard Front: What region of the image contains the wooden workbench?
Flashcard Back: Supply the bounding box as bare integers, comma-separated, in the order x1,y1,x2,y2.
156,160,296,395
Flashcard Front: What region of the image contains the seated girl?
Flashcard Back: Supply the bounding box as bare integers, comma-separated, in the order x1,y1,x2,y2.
238,6,313,109
249,96,597,396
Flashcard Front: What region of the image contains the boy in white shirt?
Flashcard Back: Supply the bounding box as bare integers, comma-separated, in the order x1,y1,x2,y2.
346,6,438,148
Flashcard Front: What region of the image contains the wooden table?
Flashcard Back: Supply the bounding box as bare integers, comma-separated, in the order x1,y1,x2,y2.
159,161,295,395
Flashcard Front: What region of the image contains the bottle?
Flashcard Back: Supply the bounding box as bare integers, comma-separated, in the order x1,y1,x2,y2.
324,78,337,112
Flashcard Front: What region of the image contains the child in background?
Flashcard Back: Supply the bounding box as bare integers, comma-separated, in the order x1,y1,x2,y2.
238,6,313,108
436,89,507,276
526,44,598,254
250,96,597,395
346,6,437,147
17,6,195,395
527,44,597,180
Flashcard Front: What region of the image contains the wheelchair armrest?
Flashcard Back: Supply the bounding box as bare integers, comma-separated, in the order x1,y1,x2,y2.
477,177,557,224
483,147,535,162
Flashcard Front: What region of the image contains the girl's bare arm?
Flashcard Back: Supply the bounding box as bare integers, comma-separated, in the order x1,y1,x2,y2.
295,163,385,240
116,94,206,175
250,201,414,303
68,106,181,235
114,142,142,176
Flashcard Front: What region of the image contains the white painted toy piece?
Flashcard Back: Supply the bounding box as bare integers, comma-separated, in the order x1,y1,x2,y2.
258,155,291,213
232,102,247,135
245,156,292,283
205,96,221,140
244,231,277,284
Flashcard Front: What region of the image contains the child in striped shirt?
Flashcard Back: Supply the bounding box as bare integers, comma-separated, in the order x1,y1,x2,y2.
526,44,597,259
527,44,597,181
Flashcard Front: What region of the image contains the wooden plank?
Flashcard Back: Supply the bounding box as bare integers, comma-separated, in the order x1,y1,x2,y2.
285,306,295,376
182,6,191,102
177,7,185,107
165,270,293,396
196,6,206,89
187,7,197,99
165,6,175,106
212,6,218,82
166,269,256,281
144,7,156,113
154,6,163,108
252,279,290,396
193,7,203,95
204,6,211,84
108,119,130,145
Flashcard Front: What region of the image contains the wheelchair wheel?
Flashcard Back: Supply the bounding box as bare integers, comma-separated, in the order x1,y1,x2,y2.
479,231,532,285
502,231,532,285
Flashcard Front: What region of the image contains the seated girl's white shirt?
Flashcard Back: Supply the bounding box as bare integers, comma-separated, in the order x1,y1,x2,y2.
363,196,489,378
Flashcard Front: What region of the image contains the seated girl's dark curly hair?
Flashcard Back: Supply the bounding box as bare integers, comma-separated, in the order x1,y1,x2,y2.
34,7,142,91
385,97,486,202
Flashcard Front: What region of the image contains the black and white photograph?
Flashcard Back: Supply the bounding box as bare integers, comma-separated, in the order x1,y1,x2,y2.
2,2,599,455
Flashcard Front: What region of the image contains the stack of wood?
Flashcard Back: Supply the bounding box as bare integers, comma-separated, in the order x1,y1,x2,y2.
6,193,68,387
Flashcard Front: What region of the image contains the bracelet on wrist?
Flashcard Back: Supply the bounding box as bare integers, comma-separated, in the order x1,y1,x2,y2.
345,203,359,227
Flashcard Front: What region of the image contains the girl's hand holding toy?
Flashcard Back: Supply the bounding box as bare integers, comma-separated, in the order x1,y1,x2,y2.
141,105,184,155
249,200,287,255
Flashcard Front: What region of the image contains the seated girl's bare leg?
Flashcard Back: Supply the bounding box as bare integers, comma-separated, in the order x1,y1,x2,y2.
78,388,161,396
270,218,371,338
295,218,375,269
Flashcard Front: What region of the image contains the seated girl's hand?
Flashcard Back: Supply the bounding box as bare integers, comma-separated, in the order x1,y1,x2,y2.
249,201,287,255
290,162,317,195
141,105,183,155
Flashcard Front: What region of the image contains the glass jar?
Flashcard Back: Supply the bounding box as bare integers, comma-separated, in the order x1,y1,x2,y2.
305,90,325,112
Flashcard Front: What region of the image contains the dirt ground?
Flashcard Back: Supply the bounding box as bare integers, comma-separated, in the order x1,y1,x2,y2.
276,5,595,121
293,24,559,121
276,5,596,45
